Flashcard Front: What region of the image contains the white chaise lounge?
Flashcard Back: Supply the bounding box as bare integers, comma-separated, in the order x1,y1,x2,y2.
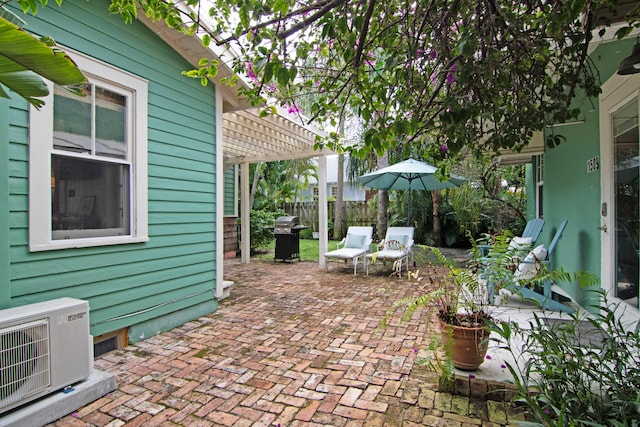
366,226,415,275
324,226,374,275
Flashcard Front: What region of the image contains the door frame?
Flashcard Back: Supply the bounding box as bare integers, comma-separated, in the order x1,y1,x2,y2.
599,73,640,330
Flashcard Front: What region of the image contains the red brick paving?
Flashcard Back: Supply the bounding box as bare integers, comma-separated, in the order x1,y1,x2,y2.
49,258,524,426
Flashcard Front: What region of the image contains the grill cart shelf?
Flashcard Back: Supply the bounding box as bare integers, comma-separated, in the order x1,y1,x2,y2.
274,216,309,262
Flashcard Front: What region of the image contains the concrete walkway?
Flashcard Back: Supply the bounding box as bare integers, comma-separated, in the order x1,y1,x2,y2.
48,258,526,426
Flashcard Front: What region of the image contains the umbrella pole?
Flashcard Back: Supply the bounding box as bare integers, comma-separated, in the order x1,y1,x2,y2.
407,190,412,226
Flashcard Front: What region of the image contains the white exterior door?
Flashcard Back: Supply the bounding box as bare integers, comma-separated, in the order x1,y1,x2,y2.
600,75,640,329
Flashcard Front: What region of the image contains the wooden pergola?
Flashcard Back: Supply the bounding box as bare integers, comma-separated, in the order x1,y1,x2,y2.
221,107,334,268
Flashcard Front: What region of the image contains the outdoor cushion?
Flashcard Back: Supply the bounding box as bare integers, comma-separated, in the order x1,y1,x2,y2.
385,234,409,250
506,236,533,263
324,248,367,259
373,249,408,259
508,236,533,250
344,233,367,249
514,244,547,281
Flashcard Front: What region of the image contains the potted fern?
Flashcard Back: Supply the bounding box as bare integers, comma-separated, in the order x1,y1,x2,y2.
381,231,532,371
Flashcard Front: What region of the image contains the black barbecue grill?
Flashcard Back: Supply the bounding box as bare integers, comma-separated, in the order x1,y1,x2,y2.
274,216,309,262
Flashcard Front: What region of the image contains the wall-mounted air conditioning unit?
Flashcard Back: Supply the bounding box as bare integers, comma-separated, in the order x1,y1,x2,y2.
0,298,91,414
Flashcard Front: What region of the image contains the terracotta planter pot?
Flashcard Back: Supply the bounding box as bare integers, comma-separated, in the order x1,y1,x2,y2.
439,318,490,370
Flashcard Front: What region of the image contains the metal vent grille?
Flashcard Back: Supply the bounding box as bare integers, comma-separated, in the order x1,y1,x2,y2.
94,336,118,357
0,319,51,408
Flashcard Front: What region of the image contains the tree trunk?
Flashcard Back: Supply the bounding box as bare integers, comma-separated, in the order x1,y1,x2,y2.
334,154,345,239
495,171,503,230
432,189,442,247
377,152,389,241
249,162,261,210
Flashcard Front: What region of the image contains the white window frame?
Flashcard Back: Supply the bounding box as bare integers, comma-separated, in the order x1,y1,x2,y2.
534,154,544,218
29,49,149,251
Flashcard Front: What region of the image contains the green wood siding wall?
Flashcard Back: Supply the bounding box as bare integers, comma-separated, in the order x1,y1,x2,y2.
7,0,218,340
1,98,9,309
224,165,236,216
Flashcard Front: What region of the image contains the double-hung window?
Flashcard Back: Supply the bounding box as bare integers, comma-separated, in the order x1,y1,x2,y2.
534,154,544,218
29,49,148,251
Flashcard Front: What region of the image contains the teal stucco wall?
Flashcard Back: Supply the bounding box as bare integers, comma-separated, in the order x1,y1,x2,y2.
7,0,218,341
541,38,634,307
543,121,601,303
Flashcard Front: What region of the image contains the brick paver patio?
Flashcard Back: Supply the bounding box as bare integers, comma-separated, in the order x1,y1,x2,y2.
49,257,525,426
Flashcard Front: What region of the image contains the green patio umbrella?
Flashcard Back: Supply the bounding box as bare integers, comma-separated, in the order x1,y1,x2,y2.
357,158,466,225
357,158,466,191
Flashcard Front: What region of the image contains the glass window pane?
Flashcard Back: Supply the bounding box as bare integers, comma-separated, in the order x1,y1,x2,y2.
53,84,92,153
613,98,639,308
95,87,127,159
51,155,130,239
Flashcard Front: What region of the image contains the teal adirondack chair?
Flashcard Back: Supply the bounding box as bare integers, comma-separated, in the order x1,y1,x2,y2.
521,217,545,243
488,220,574,313
479,218,544,257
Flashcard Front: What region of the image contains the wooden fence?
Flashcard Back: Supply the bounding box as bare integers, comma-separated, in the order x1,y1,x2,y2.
282,201,377,238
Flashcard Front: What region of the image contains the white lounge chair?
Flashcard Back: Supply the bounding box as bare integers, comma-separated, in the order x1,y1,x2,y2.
366,227,415,275
324,226,374,275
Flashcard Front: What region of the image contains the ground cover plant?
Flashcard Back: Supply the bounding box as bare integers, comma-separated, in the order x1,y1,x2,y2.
493,290,640,426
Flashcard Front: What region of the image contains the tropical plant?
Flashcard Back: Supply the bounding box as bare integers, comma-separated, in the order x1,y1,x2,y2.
251,159,317,210
492,289,639,426
448,160,527,238
0,4,85,108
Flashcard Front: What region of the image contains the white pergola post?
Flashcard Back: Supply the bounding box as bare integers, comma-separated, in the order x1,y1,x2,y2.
240,161,251,264
215,87,225,299
318,154,328,269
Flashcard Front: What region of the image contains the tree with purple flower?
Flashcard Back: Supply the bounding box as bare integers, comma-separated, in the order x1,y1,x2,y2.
100,0,638,167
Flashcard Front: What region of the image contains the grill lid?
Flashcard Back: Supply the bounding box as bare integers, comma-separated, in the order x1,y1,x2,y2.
275,216,299,226
274,216,299,234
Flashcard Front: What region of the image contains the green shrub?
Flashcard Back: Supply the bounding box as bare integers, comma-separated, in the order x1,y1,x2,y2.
249,208,285,252
493,290,640,426
299,227,313,239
